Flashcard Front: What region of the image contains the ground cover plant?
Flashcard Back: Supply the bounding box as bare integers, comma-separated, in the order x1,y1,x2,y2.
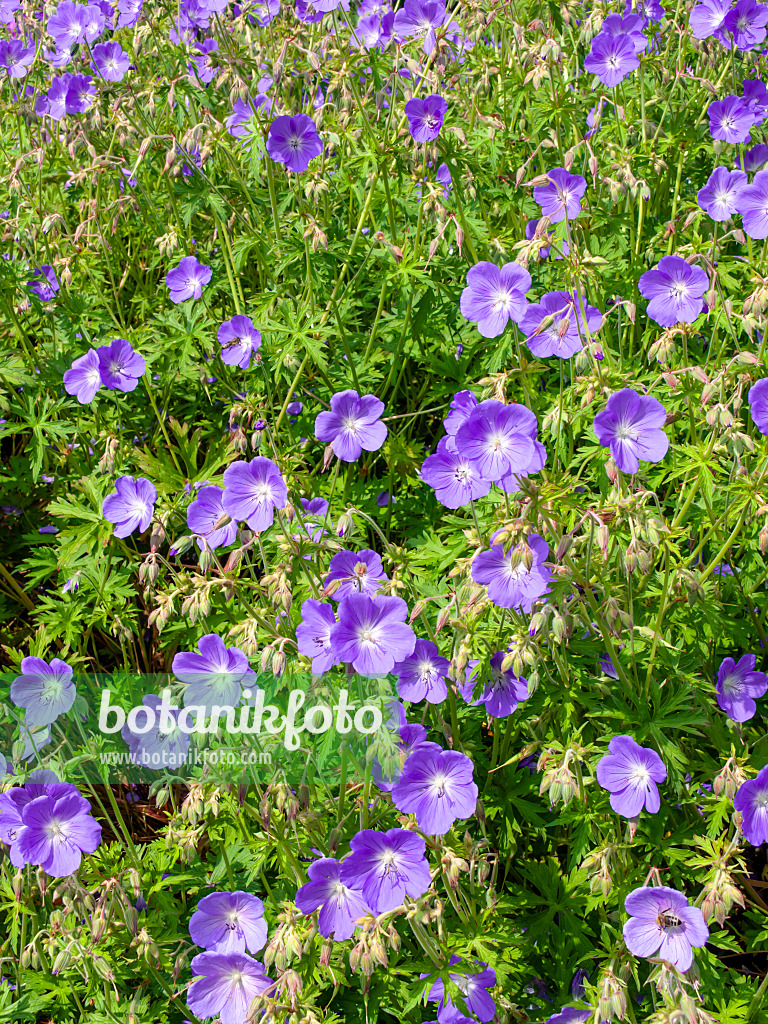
3,0,768,1021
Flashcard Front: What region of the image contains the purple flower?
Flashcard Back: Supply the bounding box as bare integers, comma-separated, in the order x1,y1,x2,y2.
689,0,731,39
314,390,387,462
64,349,102,404
461,652,529,718
427,956,497,1022
749,377,768,433
166,256,212,304
736,143,768,172
459,262,531,338
392,747,477,834
16,791,102,877
421,437,491,509
295,858,370,939
226,96,270,140
393,0,445,53
708,95,755,144
266,114,322,173
91,41,130,81
393,639,449,704
330,594,416,675
0,0,19,24
189,38,219,84
27,265,59,301
623,886,708,972
599,13,648,51
519,289,603,359
102,476,157,538
0,39,35,78
638,255,708,327
584,32,639,87
436,162,452,198
697,167,748,220
324,549,389,601
743,78,768,123
716,654,767,721
187,952,272,1024
533,168,587,223
217,316,262,369
593,389,669,474
340,828,431,913
173,633,253,710
221,457,287,533
65,73,96,114
404,94,447,142
189,892,267,955
47,1,90,51
546,1009,590,1024
735,765,768,843
471,533,551,611
454,400,537,481
296,600,338,674
97,338,146,392
595,735,666,818
723,0,768,49
10,657,76,727
187,485,237,550
738,169,768,237
121,695,190,770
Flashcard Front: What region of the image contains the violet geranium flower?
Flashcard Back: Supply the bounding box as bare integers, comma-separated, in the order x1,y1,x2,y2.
734,765,768,843
689,0,732,39
460,652,529,718
91,41,131,82
697,166,748,220
459,261,531,338
623,886,709,972
595,735,667,818
471,533,551,612
519,289,603,359
707,95,755,144
63,349,102,404
189,891,267,954
533,167,588,223
454,400,537,482
392,746,478,834
266,114,322,173
393,639,449,704
295,858,370,940
323,549,389,601
404,94,447,142
296,599,338,675
187,485,238,550
10,657,76,727
716,654,767,721
638,254,708,327
421,437,492,509
97,338,146,392
172,633,253,709
314,390,388,462
217,315,262,369
165,255,212,304
584,32,639,87
340,828,431,913
393,0,446,53
102,476,157,538
221,457,287,533
722,0,768,50
330,594,416,676
27,265,59,301
16,791,102,877
426,956,497,1023
592,388,669,474
187,952,273,1024
748,377,768,433
738,169,768,238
